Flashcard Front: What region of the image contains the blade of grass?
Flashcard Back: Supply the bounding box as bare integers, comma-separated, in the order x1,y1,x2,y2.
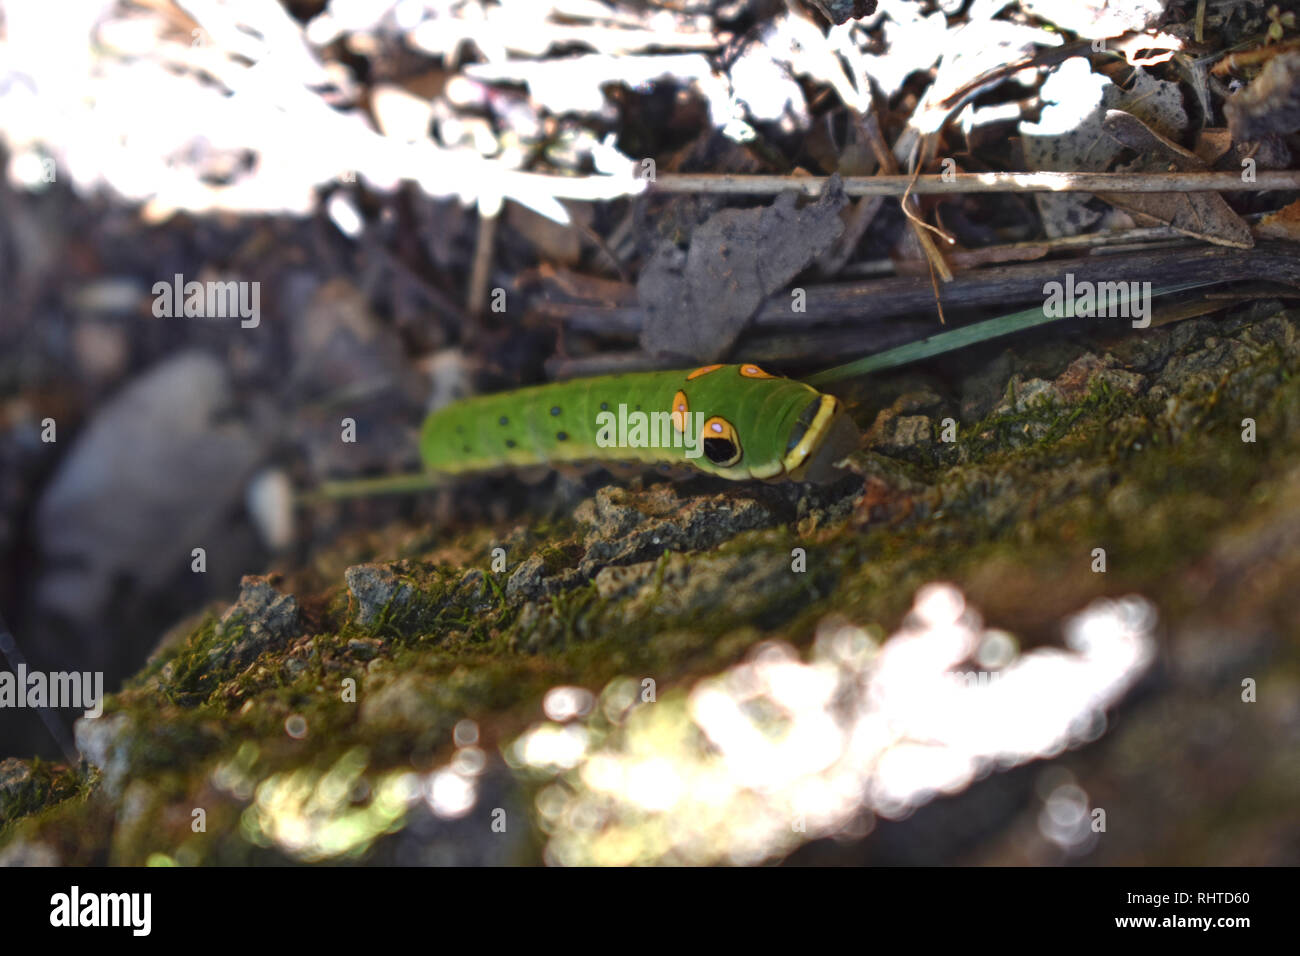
806,278,1229,385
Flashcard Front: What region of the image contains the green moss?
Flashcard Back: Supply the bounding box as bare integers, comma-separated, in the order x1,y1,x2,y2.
0,759,90,832
148,615,234,706
536,541,584,576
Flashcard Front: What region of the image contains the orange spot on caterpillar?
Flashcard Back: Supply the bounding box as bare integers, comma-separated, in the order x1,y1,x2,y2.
687,364,724,380
671,390,689,432
739,364,775,379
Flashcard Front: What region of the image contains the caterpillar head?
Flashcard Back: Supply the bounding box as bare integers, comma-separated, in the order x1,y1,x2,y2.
680,365,860,481
781,395,861,483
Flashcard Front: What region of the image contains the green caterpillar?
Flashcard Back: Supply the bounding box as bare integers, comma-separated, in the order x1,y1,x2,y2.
309,279,1225,500
420,363,861,482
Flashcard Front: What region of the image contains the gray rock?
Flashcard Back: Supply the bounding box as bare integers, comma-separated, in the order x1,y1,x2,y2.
34,352,264,632
889,415,933,450
345,564,414,628
73,712,132,797
212,575,300,669
0,839,60,867
575,485,781,577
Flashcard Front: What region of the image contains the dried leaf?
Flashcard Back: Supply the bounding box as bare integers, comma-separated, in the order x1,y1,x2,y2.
1096,111,1254,249
637,176,849,360
1020,60,1186,238
1192,128,1234,165
1255,199,1300,241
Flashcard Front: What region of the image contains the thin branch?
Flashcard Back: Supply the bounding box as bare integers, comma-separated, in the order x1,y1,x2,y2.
651,170,1300,196
466,209,499,322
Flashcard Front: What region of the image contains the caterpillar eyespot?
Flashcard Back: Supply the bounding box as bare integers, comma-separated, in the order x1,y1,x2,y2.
702,416,742,466
419,365,859,483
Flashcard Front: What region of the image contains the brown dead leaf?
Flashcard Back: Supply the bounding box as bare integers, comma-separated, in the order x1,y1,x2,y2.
1192,129,1234,165
637,176,849,361
1254,200,1300,241
1096,111,1254,249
